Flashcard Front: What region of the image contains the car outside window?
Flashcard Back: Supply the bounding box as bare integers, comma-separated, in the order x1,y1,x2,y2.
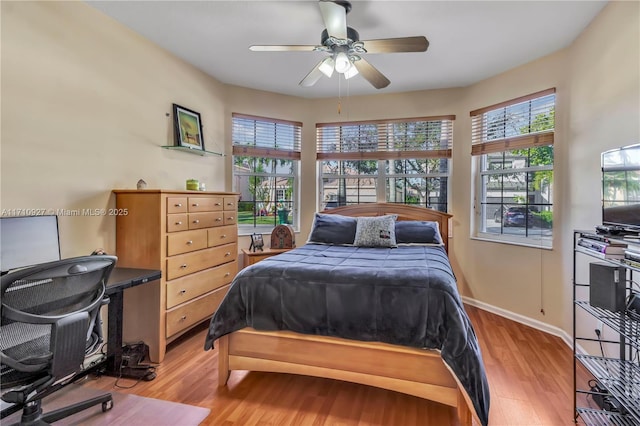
471,89,555,247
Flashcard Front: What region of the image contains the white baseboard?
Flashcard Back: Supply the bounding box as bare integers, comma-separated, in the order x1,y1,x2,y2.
462,296,586,354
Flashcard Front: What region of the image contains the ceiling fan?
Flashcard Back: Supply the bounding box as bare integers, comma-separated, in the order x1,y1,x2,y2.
249,0,429,90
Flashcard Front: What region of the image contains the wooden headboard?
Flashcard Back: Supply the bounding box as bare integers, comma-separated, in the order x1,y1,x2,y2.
320,203,452,253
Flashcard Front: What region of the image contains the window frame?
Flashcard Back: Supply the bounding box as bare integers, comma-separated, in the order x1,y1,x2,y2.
470,89,556,248
232,113,301,235
316,116,454,212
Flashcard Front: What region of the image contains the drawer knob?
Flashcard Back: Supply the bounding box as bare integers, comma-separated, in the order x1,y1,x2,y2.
215,202,222,206
175,203,182,207
176,221,182,225
216,218,222,222
221,234,227,238
193,219,200,224
186,240,193,245
180,315,187,321
225,252,231,257
228,216,235,220
227,203,233,206
192,203,199,207
180,264,188,269
179,289,186,295
224,272,230,277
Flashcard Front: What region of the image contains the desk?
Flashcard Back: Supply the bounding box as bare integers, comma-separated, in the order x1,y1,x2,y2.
104,267,161,380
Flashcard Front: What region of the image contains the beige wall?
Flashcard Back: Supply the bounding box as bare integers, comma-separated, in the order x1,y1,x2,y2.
453,50,569,329
1,1,638,336
565,1,640,340
1,2,229,256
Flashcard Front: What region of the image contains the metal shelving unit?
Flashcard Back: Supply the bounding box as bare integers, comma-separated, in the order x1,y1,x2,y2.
573,230,640,426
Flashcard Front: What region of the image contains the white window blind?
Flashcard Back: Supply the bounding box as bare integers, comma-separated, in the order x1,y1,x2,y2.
232,113,302,159
316,116,455,161
471,88,555,156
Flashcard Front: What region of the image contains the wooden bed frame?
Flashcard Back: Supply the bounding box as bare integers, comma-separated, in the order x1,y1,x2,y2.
217,204,477,425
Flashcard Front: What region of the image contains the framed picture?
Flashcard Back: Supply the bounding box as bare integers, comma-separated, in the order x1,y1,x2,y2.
249,233,264,252
173,103,204,151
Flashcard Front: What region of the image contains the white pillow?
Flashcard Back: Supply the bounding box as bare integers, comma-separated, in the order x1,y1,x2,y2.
353,215,398,248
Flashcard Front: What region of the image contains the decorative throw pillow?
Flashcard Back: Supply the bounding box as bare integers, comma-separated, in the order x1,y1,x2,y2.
353,215,397,247
395,220,443,245
307,213,357,245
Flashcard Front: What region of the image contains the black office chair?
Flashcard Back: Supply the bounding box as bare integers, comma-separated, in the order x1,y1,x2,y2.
0,256,117,425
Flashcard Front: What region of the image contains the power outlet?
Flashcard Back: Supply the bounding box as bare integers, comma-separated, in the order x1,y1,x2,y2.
595,320,604,337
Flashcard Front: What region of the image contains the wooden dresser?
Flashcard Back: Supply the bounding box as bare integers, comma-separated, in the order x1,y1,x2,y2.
112,189,238,363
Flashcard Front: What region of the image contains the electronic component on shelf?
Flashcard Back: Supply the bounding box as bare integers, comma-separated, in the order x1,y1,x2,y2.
623,248,640,269
580,232,627,245
627,292,640,321
595,224,625,235
589,262,626,312
590,380,628,414
578,238,627,254
624,248,640,261
576,238,626,259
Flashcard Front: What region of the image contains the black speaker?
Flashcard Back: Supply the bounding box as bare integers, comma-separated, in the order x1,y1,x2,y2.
589,262,626,312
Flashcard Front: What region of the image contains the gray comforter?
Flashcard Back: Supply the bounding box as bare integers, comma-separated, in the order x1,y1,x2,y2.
205,244,490,425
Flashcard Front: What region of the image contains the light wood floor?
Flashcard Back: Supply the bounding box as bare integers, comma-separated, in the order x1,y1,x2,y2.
82,305,588,425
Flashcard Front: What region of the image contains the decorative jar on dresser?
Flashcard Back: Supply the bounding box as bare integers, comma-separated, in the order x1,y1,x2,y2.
112,189,238,363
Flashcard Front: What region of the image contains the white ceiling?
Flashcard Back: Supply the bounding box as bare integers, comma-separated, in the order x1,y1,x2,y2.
87,1,608,99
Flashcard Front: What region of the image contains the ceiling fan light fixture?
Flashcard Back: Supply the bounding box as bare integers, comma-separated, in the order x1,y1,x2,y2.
334,52,351,73
344,63,359,79
319,57,335,77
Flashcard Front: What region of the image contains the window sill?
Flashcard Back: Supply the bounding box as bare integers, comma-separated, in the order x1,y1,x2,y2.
470,233,553,250
238,226,299,237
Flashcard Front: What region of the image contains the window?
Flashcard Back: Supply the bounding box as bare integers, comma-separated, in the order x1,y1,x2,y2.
232,113,301,233
471,89,555,247
316,116,454,212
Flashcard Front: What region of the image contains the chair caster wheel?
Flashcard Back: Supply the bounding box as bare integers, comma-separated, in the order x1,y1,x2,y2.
143,372,156,381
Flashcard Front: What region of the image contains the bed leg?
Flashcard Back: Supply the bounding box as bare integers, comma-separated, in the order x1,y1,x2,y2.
217,335,230,386
457,388,472,426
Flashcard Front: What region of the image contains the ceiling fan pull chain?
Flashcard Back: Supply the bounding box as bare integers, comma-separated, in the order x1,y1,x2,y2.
337,75,342,115
346,74,350,119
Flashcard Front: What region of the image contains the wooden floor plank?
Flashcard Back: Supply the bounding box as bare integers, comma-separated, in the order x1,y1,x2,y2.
81,305,584,425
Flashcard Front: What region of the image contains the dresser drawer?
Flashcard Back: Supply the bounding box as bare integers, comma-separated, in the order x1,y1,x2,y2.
167,229,208,256
167,214,188,232
208,225,237,247
166,260,237,309
188,197,223,212
167,197,187,214
223,211,237,226
166,285,229,337
166,243,237,280
188,212,222,229
224,196,237,211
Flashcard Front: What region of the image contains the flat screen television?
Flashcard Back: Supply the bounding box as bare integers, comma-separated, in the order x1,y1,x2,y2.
0,215,61,274
602,143,640,233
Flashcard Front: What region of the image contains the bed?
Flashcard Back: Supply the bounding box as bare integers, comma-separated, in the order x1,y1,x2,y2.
204,203,490,426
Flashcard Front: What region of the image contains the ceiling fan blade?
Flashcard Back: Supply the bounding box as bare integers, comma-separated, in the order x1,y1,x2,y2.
299,60,326,87
250,45,318,52
319,1,347,39
353,58,390,89
362,36,429,53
